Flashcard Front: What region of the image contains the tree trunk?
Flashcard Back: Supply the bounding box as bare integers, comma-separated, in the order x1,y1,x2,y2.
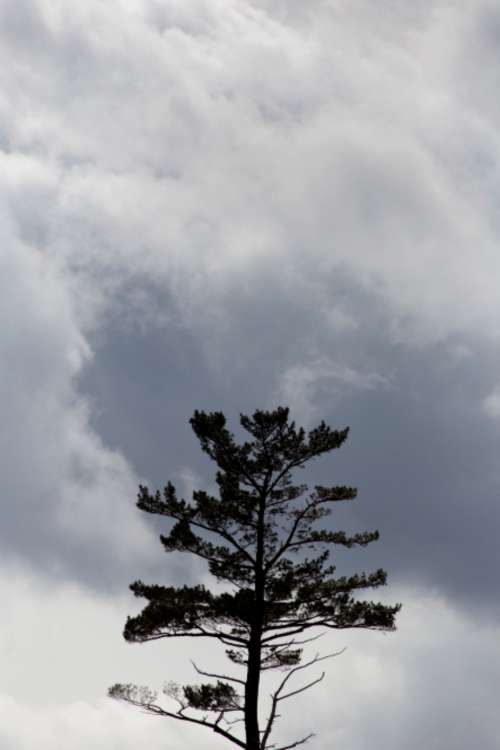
245,626,262,750
245,489,266,750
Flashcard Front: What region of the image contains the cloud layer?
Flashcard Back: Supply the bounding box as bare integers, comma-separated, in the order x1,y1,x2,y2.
3,0,500,345
3,0,500,596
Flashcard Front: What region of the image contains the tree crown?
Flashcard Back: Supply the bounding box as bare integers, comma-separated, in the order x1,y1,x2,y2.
110,407,400,750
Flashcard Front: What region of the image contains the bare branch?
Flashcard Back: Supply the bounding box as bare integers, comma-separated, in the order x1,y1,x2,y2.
273,732,314,750
261,632,324,658
261,650,345,749
191,660,246,686
278,672,325,702
114,693,247,749
280,632,325,647
218,635,249,648
262,648,345,750
262,622,327,643
226,716,246,727
195,625,248,645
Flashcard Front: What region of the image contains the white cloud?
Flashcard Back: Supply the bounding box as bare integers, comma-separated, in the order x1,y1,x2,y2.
0,696,205,750
0,228,156,578
276,357,389,423
483,385,500,418
0,564,198,706
0,0,499,351
0,564,497,749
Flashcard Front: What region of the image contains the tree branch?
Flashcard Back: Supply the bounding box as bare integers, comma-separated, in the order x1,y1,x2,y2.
265,497,334,572
111,692,247,748
260,650,344,749
191,660,246,686
278,672,325,702
273,732,314,750
169,512,256,566
262,622,328,642
134,626,248,647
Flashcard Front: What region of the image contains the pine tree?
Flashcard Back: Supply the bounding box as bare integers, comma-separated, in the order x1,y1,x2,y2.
110,407,400,749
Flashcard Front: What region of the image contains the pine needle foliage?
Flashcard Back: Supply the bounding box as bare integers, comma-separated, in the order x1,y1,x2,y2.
109,407,400,750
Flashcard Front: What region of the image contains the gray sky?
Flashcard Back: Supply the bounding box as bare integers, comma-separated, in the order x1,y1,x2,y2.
2,1,500,747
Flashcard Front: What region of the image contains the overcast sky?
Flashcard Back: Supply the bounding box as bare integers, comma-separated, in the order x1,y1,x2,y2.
2,0,500,747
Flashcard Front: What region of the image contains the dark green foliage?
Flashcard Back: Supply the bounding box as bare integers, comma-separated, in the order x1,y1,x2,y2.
183,680,240,711
110,407,400,750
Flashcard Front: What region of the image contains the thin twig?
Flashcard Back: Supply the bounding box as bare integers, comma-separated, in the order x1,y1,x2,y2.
274,732,315,750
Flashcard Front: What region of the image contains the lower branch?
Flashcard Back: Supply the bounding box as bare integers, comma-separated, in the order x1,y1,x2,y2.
261,649,345,750
109,684,247,749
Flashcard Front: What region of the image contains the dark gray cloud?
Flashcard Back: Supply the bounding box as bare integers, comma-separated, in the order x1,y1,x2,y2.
77,272,500,613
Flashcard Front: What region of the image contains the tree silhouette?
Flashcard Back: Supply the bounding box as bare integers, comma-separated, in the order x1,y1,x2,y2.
110,407,400,749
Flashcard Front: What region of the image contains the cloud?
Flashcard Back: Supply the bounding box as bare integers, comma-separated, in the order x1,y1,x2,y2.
0,0,498,607
0,228,156,586
483,385,500,418
0,566,497,749
0,696,204,750
0,564,201,706
276,357,390,424
1,0,498,350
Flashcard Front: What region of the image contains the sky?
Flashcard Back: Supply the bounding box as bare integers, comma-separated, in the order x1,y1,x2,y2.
1,0,500,747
